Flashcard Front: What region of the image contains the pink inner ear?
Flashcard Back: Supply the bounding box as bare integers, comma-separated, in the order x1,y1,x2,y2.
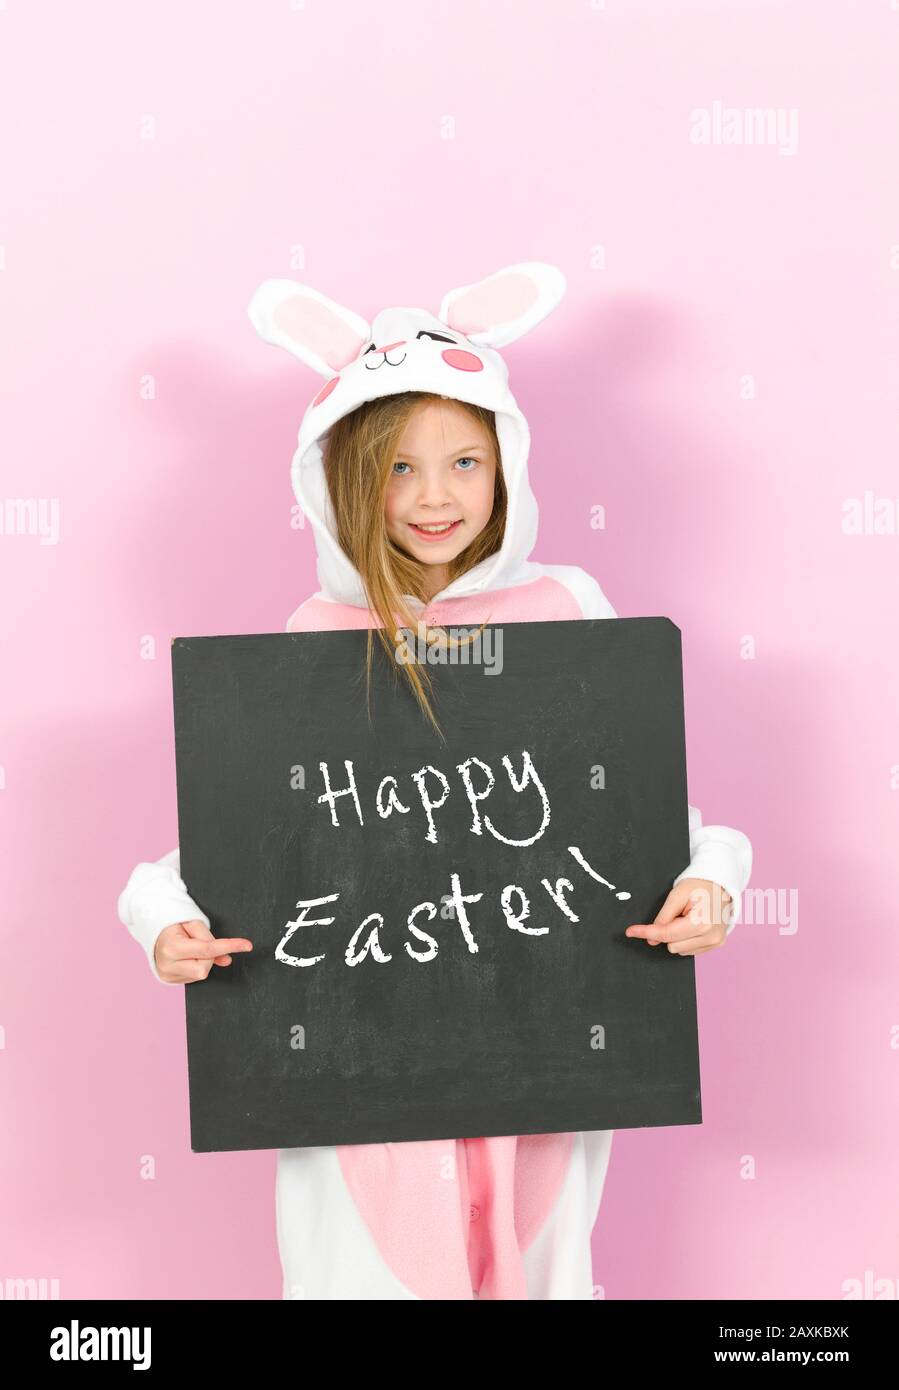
273,296,365,370
445,271,538,336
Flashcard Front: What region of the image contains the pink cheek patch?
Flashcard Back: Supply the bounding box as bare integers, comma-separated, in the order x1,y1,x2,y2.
441,348,484,372
312,376,340,407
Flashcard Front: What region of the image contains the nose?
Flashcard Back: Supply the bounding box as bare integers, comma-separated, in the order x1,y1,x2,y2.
418,477,455,508
374,340,406,354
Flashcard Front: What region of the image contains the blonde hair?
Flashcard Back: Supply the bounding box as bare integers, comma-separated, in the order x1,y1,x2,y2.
322,390,507,741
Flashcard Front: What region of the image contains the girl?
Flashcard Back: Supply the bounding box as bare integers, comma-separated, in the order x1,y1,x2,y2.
117,261,752,1300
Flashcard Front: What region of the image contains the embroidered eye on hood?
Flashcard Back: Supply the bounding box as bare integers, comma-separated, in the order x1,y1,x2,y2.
247,261,567,610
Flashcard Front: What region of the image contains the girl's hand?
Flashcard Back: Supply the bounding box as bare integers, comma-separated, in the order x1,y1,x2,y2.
624,878,733,956
153,919,254,983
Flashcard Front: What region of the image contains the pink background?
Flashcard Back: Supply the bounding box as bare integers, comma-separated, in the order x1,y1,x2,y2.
1,0,897,1300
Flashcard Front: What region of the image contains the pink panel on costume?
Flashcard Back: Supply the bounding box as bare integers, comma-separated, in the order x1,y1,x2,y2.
335,1142,473,1299
441,348,484,372
273,295,365,370
512,1132,576,1248
445,271,539,337
336,1133,574,1300
287,597,381,631
286,577,583,635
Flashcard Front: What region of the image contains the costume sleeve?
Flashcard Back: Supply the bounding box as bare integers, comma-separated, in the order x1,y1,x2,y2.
117,846,210,985
673,805,753,935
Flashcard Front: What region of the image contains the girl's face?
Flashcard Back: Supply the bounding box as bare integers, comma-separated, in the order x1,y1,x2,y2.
385,400,497,569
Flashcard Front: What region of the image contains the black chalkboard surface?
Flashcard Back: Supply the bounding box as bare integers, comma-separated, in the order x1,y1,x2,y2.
172,617,700,1154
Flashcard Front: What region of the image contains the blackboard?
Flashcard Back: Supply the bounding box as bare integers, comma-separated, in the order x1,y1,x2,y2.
172,617,700,1154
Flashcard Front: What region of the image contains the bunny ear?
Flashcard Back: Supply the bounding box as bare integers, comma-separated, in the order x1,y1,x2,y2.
439,261,566,349
248,279,371,377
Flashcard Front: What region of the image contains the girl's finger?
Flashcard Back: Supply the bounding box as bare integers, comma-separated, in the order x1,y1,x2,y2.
171,936,253,960
627,914,710,945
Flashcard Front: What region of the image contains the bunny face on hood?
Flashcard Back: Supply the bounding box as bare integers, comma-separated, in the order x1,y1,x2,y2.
247,262,566,610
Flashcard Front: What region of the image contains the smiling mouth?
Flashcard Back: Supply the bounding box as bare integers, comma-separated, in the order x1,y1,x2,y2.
407,519,463,541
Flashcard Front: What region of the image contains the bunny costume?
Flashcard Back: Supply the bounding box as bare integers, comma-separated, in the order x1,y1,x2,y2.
117,262,752,1300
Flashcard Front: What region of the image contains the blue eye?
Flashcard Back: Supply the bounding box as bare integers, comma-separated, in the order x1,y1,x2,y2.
392,457,478,475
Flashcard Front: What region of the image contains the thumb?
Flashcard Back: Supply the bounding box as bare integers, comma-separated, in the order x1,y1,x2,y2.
653,886,687,926
178,917,233,967
178,918,214,940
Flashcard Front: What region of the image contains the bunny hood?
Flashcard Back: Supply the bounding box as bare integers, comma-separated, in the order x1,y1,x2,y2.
247,262,566,609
